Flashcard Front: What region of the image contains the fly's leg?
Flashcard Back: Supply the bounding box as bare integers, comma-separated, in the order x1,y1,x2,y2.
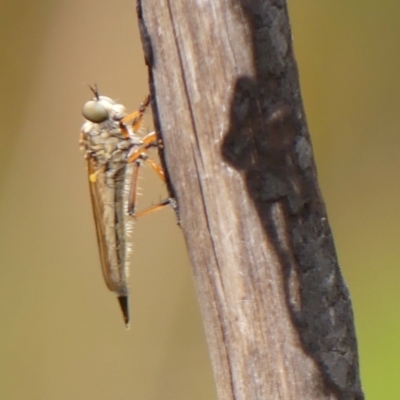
128,161,141,216
127,155,172,217
127,134,172,217
122,97,174,217
144,157,165,182
133,198,172,218
121,95,150,129
127,131,159,163
119,96,150,137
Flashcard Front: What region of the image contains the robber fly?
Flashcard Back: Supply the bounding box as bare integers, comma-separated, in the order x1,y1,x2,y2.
80,86,171,327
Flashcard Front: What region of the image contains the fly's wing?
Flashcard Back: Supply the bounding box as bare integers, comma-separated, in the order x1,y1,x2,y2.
87,156,119,293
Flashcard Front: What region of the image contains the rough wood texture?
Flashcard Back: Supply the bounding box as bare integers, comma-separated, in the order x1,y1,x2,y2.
137,1,364,399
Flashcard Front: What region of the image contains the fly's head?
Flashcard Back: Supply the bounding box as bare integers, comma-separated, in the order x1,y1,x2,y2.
82,85,126,125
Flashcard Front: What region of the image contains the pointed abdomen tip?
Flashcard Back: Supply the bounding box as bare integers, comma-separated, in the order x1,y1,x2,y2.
117,296,130,328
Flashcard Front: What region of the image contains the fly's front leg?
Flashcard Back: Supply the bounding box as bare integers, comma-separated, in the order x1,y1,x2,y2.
119,96,151,137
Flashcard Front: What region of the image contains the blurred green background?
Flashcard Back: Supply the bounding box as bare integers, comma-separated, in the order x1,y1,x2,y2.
0,1,398,399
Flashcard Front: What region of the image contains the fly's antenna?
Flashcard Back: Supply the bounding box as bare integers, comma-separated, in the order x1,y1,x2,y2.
88,83,100,100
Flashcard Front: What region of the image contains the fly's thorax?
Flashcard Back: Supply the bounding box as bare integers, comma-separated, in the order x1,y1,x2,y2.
80,119,142,166
81,95,129,161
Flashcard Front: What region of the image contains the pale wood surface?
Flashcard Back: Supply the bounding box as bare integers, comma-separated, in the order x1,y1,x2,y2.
137,1,364,399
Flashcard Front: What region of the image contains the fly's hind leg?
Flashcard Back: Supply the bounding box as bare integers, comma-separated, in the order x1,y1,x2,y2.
132,198,172,218
127,155,172,218
127,132,172,217
128,160,141,216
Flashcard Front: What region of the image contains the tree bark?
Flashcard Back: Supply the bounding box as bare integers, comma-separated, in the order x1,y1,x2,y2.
137,1,364,399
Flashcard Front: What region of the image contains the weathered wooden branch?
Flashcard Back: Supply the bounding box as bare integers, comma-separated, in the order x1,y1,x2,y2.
137,1,364,399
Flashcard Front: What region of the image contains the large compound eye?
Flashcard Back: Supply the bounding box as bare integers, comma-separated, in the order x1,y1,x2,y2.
82,100,109,123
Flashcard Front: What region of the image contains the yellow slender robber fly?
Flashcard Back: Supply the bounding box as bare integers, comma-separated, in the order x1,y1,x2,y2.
80,86,172,327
